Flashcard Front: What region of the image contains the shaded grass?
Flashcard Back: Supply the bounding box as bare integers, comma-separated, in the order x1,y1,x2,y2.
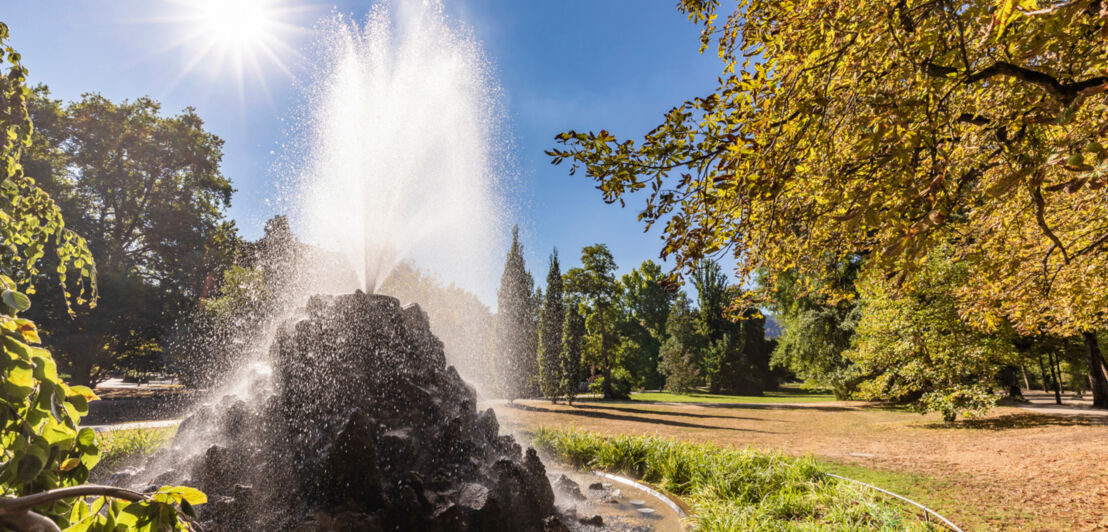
629,388,835,404
533,427,938,531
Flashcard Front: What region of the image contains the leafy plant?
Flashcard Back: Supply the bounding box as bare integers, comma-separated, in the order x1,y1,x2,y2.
533,427,938,531
0,21,201,530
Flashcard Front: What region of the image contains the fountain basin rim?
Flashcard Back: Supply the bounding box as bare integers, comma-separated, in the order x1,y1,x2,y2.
589,470,688,520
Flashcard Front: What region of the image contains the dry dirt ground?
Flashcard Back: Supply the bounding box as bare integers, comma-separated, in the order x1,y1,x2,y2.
490,399,1108,531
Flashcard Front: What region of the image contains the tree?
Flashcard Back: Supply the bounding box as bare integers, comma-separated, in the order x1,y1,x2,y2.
548,0,1108,408
766,264,863,398
379,260,494,393
493,226,538,399
564,244,623,398
561,300,585,405
658,294,703,393
23,88,237,384
0,23,199,529
846,251,1015,421
620,260,676,388
537,251,565,402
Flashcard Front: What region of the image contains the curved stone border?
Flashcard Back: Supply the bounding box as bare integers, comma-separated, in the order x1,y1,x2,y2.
590,470,687,519
825,473,963,532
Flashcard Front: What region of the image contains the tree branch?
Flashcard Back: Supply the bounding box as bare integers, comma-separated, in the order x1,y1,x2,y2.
0,485,150,532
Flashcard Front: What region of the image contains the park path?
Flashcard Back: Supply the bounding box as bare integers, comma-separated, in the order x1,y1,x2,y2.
1011,390,1108,417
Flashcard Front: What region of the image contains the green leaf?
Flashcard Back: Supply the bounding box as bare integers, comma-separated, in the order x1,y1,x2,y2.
2,289,30,312
76,427,95,447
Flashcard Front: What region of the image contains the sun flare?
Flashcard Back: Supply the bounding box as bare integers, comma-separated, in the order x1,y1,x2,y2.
195,0,277,48
158,0,313,98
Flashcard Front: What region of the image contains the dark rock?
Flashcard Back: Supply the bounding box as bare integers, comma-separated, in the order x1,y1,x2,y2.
151,292,560,531
579,514,604,526
587,482,604,491
543,515,572,532
553,474,585,501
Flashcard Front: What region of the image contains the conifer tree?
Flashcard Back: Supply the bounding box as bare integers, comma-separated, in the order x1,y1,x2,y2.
561,300,585,405
537,250,565,402
493,226,537,399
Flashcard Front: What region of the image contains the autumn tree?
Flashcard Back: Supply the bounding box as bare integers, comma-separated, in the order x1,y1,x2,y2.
549,0,1108,408
493,226,538,399
537,251,565,402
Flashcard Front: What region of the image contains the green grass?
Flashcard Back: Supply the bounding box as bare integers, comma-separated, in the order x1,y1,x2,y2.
629,386,835,404
533,427,938,531
93,426,177,477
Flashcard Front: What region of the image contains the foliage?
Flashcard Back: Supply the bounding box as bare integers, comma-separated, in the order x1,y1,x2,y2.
630,387,836,404
657,338,701,394
93,427,176,481
846,252,1014,421
493,226,538,399
537,251,565,402
658,293,705,393
23,87,238,384
0,22,199,529
767,265,863,398
586,367,634,399
379,260,495,392
548,0,1108,406
619,260,676,389
533,428,935,531
560,301,585,404
173,265,268,388
565,244,623,398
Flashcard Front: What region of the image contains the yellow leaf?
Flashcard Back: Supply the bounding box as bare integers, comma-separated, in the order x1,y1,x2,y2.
59,458,81,471
157,486,207,505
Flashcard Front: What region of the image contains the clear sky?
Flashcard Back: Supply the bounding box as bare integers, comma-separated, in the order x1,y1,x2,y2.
3,0,722,304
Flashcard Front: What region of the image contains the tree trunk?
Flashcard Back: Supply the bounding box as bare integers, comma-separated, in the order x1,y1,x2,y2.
1036,352,1050,392
1020,363,1031,391
1047,350,1063,405
1082,332,1108,409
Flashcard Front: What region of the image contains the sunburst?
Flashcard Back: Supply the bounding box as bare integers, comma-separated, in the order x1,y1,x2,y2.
151,0,317,102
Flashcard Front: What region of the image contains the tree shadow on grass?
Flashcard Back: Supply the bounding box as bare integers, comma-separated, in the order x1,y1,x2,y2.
693,402,857,412
565,402,778,422
917,413,1108,430
503,402,782,434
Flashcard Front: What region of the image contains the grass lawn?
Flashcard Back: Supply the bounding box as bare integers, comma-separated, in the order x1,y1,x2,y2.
630,385,835,404
497,399,1108,530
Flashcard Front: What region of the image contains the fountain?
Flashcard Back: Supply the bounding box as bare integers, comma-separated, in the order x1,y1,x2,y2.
139,292,562,530
112,2,681,530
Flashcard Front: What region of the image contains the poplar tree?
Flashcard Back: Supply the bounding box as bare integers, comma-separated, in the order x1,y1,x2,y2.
537,250,565,402
561,301,585,405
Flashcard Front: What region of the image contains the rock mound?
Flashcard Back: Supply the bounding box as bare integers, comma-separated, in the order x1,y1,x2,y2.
146,292,561,531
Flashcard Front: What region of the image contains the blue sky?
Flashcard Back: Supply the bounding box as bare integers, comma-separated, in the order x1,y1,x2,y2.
4,0,722,304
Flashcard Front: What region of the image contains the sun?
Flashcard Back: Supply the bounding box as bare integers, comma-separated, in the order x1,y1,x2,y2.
157,0,315,99
194,0,279,49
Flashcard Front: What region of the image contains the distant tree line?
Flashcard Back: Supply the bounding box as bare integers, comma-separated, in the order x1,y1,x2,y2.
489,227,780,401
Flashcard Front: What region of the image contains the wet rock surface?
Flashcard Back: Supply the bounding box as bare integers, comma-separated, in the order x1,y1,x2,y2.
137,292,563,531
